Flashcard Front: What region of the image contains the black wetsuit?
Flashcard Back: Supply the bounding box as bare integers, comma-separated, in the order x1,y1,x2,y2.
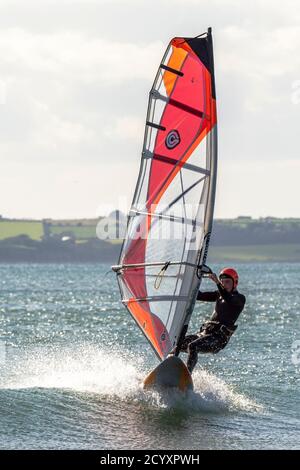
179,283,246,373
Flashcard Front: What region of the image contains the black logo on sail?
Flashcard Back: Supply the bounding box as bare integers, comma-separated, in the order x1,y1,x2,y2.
165,130,180,149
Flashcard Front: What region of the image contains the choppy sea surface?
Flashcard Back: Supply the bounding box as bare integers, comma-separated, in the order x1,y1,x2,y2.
0,263,299,450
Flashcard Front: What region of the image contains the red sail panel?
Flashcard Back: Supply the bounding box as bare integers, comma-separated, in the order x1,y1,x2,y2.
148,42,216,207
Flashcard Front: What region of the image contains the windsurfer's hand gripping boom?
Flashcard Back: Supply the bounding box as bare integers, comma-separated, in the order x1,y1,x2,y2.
207,272,219,284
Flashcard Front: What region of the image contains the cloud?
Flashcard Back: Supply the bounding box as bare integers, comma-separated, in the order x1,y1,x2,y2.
0,28,163,83
103,116,143,141
0,0,299,218
215,159,300,218
0,28,160,166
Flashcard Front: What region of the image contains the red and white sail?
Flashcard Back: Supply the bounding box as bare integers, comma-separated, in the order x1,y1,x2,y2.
114,29,218,360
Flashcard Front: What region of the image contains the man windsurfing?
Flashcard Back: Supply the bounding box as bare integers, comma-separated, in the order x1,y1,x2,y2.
176,267,246,373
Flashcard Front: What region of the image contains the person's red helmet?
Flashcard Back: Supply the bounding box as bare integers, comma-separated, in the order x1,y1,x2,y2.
219,267,239,289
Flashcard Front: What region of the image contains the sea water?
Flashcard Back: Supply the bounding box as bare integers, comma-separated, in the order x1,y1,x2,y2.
0,263,299,449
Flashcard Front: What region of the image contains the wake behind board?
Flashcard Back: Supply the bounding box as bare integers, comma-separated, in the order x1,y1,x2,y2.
143,356,193,392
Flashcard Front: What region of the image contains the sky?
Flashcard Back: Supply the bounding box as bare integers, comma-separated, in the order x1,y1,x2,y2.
0,0,299,220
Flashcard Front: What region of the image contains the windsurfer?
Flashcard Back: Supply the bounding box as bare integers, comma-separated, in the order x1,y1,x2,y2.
176,267,246,373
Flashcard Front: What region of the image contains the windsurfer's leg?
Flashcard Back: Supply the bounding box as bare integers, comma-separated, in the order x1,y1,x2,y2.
178,335,199,353
187,347,198,373
187,334,221,373
167,334,199,357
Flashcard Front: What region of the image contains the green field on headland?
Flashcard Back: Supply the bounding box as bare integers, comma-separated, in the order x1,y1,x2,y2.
0,220,43,240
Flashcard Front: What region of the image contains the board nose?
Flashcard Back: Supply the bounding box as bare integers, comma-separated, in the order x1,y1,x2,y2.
143,356,193,392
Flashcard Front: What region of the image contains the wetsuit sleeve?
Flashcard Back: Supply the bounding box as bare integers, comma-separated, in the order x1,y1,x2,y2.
217,283,245,306
197,290,219,301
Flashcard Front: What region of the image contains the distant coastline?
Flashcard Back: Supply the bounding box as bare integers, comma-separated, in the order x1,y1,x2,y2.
0,215,299,263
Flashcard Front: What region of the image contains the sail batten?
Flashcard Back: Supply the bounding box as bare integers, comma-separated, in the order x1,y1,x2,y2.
115,28,218,360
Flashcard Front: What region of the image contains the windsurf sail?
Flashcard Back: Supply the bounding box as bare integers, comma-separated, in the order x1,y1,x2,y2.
112,28,217,360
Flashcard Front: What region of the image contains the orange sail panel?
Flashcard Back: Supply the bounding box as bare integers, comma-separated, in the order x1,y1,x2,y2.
116,30,218,360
